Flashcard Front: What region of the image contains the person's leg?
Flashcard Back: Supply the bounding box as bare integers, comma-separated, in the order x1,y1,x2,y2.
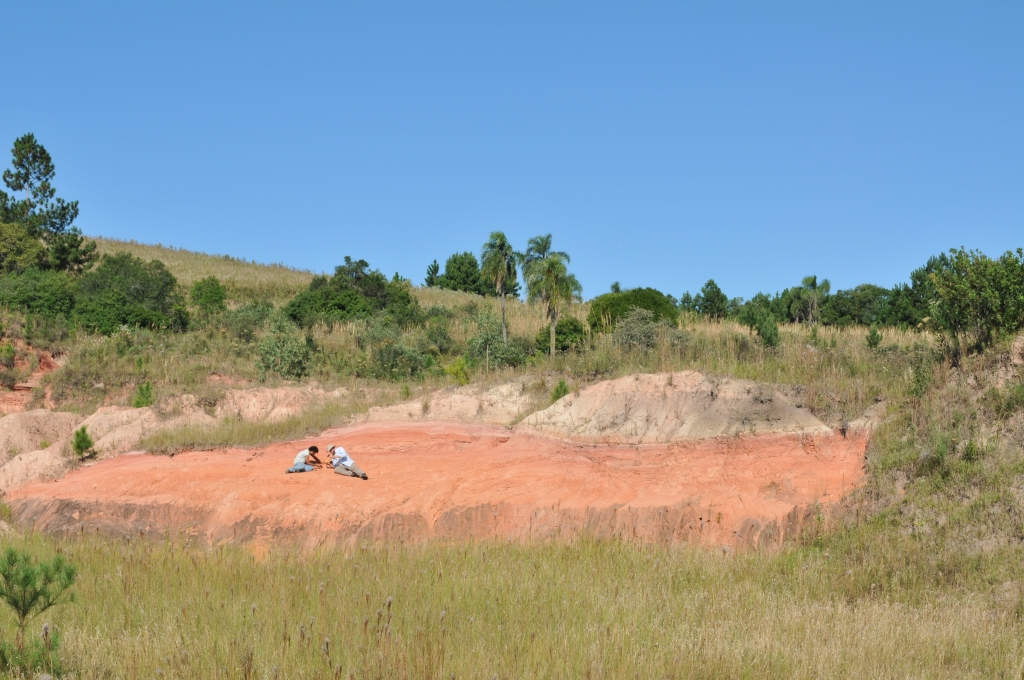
334,466,358,477
348,463,369,480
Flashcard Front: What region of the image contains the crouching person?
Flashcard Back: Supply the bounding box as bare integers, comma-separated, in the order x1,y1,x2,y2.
328,445,368,480
286,445,323,473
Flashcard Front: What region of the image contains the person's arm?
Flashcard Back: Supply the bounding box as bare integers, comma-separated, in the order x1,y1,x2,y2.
308,452,323,465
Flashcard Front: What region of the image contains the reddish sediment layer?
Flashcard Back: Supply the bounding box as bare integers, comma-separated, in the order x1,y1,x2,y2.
8,421,866,548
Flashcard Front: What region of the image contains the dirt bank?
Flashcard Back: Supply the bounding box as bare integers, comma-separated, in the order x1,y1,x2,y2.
9,421,867,549
521,371,830,444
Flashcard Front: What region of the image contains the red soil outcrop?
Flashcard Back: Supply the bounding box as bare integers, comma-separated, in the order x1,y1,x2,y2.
9,420,867,549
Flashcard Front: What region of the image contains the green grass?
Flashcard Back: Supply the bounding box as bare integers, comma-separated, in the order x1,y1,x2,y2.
2,533,1020,679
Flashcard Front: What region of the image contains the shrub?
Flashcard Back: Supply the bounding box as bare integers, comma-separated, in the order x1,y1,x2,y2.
931,247,1024,351
613,307,658,351
587,287,679,331
436,252,489,296
0,343,14,370
535,316,586,354
866,325,882,349
0,222,45,274
223,301,273,343
76,252,189,334
470,311,528,368
755,313,780,349
132,381,153,408
370,342,431,380
0,269,77,317
551,379,570,403
0,547,75,671
71,427,95,460
284,256,421,328
256,324,312,380
445,357,470,385
694,279,729,319
191,276,227,315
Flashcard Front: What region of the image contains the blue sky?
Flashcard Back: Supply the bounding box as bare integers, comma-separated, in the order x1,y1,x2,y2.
2,2,1021,300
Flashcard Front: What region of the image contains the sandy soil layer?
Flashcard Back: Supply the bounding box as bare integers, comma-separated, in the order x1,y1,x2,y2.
9,421,867,549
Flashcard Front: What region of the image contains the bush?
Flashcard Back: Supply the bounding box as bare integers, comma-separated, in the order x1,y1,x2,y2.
71,426,95,459
694,279,729,319
223,301,273,343
445,357,470,385
191,276,227,315
370,342,431,380
0,269,77,317
931,247,1024,351
469,311,528,368
613,308,658,351
76,252,189,334
132,381,153,408
866,325,882,349
0,343,14,370
284,256,421,328
755,313,780,349
587,287,679,331
256,316,312,380
0,547,75,674
436,252,489,296
535,316,586,354
551,379,570,402
0,222,45,274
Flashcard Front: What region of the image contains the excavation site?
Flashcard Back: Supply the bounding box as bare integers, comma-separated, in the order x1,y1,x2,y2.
6,371,877,549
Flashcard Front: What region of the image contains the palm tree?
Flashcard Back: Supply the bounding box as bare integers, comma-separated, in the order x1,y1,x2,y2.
791,275,831,325
524,245,582,358
480,231,522,343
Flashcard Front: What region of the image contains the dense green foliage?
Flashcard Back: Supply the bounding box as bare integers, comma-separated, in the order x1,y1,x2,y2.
437,251,489,295
0,134,96,273
587,287,679,331
0,269,76,317
71,427,95,459
535,316,586,354
190,275,227,316
76,252,189,334
694,279,728,319
284,256,420,328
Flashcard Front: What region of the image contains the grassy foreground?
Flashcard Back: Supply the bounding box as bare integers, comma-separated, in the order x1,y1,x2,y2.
3,533,1019,679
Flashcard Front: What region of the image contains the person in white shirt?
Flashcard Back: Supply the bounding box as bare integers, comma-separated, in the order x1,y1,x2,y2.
286,445,323,473
327,445,368,480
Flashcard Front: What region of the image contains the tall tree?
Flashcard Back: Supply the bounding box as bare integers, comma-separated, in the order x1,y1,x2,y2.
790,275,831,325
424,259,440,287
695,279,728,319
524,236,582,357
437,251,488,295
0,134,96,272
480,231,522,343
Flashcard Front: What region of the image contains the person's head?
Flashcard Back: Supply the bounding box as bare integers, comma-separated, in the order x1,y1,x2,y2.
308,445,319,454
328,445,337,455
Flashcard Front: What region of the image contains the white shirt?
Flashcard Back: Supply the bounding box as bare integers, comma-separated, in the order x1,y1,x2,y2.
293,449,311,467
330,447,355,468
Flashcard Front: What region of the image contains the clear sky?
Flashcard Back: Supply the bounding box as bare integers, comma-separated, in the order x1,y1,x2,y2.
2,2,1021,300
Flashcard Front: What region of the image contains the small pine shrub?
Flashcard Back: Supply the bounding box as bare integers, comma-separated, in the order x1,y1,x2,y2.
551,380,570,403
0,548,76,674
755,314,780,349
445,357,470,385
0,343,14,370
256,317,312,381
866,325,882,349
71,427,95,460
132,381,153,408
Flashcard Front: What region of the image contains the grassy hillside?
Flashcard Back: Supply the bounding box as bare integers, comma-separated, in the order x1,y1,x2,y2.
5,237,1024,676
91,237,316,306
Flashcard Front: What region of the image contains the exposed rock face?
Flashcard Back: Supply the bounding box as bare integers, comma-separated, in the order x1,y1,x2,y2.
9,420,869,550
360,382,533,426
520,371,831,444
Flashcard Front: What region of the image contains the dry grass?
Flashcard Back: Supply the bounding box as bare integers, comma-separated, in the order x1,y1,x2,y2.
3,533,1019,679
91,237,315,305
